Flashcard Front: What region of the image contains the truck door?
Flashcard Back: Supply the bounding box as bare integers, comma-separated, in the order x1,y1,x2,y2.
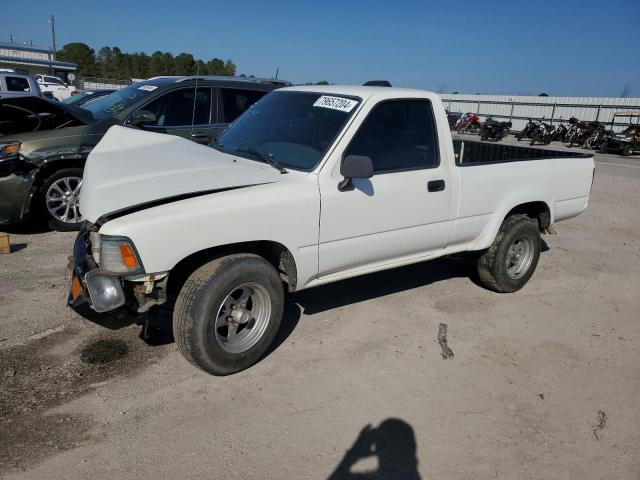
318,98,454,280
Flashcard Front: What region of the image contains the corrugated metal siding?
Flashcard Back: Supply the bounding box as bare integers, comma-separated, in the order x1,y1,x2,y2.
440,94,640,132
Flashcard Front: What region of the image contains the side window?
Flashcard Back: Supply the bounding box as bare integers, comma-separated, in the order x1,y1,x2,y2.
141,88,211,127
45,76,64,85
345,99,439,173
6,76,31,92
221,89,267,123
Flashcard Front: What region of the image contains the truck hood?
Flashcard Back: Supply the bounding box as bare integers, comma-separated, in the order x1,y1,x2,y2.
80,126,287,223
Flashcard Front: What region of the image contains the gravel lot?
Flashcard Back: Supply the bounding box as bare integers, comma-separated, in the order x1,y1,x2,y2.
1,140,639,479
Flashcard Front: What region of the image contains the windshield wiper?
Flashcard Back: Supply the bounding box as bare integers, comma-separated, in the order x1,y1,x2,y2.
235,146,288,174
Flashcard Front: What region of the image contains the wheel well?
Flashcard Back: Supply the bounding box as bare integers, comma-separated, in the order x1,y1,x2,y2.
32,158,86,190
506,201,550,230
24,158,86,219
167,241,298,296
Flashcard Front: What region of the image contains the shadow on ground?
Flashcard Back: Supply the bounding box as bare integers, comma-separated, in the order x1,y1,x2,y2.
327,418,422,480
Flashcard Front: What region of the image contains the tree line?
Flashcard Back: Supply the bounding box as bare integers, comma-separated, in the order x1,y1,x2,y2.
56,43,236,80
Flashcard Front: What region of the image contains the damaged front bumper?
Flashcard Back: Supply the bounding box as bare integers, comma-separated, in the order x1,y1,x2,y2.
0,171,37,225
68,232,127,313
68,231,167,318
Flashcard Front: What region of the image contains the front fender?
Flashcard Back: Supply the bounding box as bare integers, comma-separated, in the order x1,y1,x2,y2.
97,177,322,290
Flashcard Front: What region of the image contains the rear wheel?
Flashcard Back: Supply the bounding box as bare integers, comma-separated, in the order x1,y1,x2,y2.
477,214,541,293
173,254,284,375
621,143,633,156
41,168,84,231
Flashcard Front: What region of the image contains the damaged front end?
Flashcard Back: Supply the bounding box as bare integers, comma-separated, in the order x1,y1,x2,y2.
0,142,38,224
68,224,168,321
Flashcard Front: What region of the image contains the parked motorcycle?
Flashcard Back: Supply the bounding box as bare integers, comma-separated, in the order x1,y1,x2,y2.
564,117,582,144
455,112,482,134
529,119,555,146
584,122,611,150
447,110,461,130
480,117,512,141
547,118,568,143
516,118,539,141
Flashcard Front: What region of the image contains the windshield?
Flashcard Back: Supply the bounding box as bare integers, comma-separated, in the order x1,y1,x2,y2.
81,84,154,121
62,92,91,106
217,91,360,171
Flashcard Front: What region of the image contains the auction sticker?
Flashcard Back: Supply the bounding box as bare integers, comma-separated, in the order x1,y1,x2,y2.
313,96,357,113
138,85,158,92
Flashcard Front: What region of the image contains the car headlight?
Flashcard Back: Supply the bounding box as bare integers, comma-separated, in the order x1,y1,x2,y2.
98,235,144,275
0,142,21,158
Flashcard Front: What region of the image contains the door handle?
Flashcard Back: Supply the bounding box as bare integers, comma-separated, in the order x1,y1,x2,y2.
427,179,445,192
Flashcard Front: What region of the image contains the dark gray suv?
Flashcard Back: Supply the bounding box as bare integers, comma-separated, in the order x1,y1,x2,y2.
0,76,288,230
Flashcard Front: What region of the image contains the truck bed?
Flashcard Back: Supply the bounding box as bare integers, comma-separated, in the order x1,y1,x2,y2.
453,139,592,166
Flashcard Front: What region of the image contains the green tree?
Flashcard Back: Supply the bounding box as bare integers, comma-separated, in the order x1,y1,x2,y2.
174,53,195,75
206,58,226,75
223,59,237,76
538,93,549,97
57,42,97,76
65,43,235,80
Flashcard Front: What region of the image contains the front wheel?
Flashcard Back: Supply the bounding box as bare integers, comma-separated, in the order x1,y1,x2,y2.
476,214,541,293
621,143,633,156
173,254,284,375
41,168,85,231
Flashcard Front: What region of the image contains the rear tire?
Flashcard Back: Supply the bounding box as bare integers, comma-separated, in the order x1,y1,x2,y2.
477,214,541,293
173,254,284,375
621,143,633,156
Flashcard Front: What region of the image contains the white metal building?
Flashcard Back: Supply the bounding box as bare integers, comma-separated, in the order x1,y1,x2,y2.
0,42,76,81
440,94,640,132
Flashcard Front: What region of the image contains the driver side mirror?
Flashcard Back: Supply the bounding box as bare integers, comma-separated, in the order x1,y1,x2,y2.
129,110,157,127
338,155,374,191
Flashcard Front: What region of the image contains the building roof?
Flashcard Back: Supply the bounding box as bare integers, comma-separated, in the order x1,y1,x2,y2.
0,56,77,71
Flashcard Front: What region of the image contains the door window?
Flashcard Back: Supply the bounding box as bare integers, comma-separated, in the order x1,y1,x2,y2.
345,99,439,173
220,88,267,123
6,76,31,92
141,87,211,127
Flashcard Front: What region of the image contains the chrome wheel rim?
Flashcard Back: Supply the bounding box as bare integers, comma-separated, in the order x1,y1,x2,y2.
46,176,83,224
506,237,535,279
214,282,271,354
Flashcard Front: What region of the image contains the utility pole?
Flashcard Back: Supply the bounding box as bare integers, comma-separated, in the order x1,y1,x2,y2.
49,14,56,59
275,67,279,80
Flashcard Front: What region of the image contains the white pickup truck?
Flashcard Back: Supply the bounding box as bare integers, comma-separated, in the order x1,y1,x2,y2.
69,85,595,375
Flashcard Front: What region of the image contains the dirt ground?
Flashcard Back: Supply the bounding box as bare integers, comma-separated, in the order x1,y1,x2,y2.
1,144,639,479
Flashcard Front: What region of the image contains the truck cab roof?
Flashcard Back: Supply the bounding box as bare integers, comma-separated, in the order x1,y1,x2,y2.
283,84,435,100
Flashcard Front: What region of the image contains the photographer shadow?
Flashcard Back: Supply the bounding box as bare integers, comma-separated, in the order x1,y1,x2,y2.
328,418,421,480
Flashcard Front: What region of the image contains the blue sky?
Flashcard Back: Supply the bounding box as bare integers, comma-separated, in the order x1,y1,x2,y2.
9,0,640,97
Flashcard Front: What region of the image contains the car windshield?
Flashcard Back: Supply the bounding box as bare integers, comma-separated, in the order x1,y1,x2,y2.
81,84,154,121
217,91,360,171
62,92,91,106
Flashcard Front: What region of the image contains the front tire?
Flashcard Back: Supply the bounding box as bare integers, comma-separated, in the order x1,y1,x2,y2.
476,214,541,293
621,143,633,156
173,254,285,375
41,168,84,231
